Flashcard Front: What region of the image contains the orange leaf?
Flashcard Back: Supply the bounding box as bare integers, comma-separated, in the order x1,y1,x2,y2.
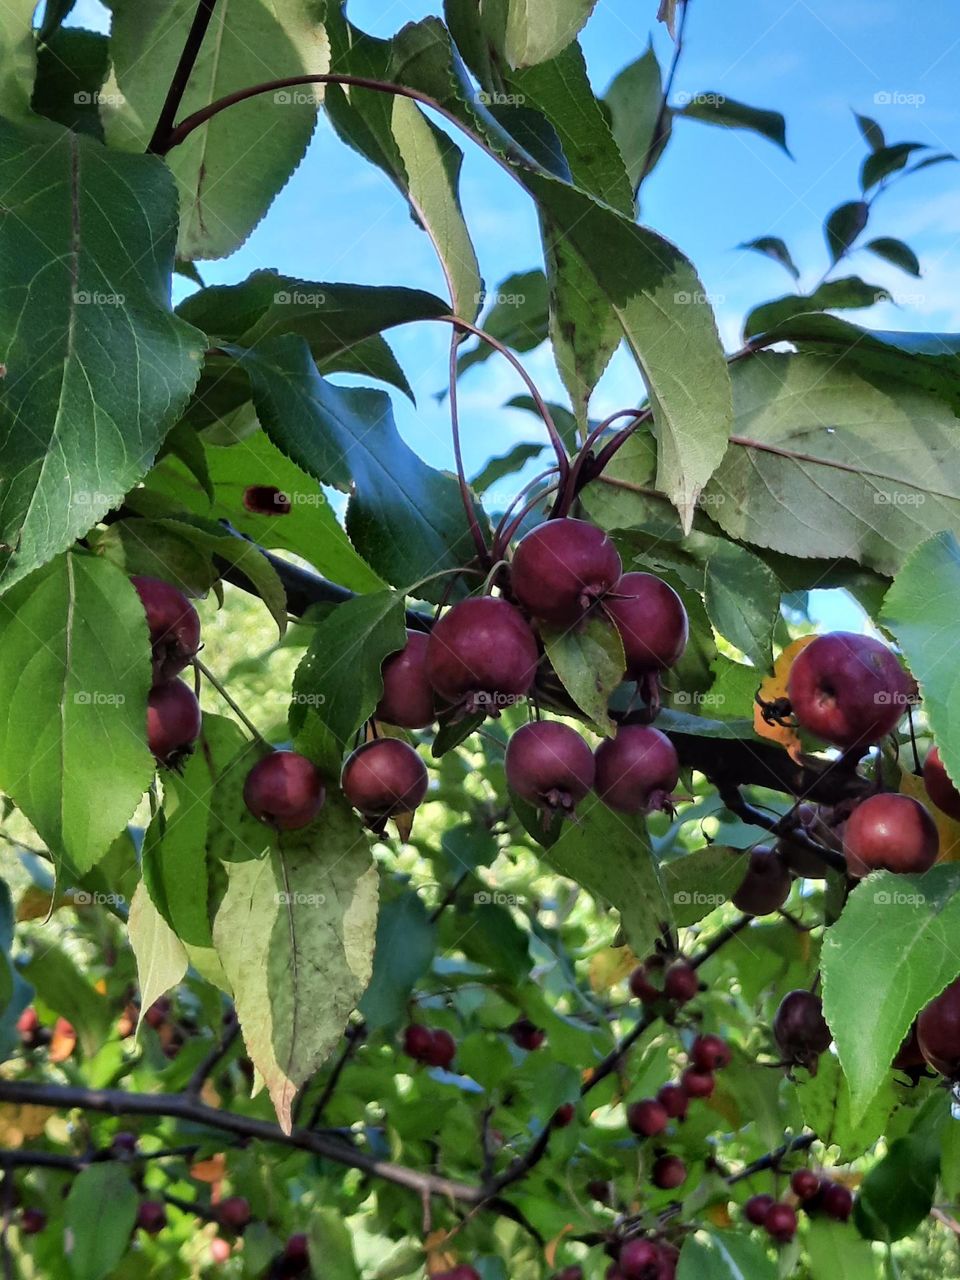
707,1201,732,1227
190,1153,226,1183
545,1226,572,1267
754,636,816,761
900,770,960,862
48,1017,77,1063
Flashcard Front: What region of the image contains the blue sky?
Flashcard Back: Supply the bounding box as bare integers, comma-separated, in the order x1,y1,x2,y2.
69,0,959,626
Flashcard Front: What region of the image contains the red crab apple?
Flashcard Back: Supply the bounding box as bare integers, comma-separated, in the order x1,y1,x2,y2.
403,1024,433,1062
764,1202,798,1243
786,631,910,750
627,1099,668,1137
842,792,938,876
426,596,539,716
19,1208,46,1235
604,572,688,676
744,1194,774,1226
510,1017,546,1051
136,1201,167,1235
618,1239,660,1280
663,960,699,1004
680,1068,714,1098
594,725,679,815
923,745,960,820
243,751,325,830
656,1083,688,1119
375,631,436,729
132,576,201,685
505,720,595,818
690,1034,731,1071
732,846,792,915
821,1181,854,1222
341,739,428,818
147,679,201,765
242,484,291,515
510,517,622,626
652,1155,687,1190
218,1196,251,1231
917,977,960,1077
790,1169,820,1200
423,1028,457,1069
773,990,831,1072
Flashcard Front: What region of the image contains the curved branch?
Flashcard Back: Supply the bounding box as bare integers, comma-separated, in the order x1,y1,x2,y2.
147,0,219,153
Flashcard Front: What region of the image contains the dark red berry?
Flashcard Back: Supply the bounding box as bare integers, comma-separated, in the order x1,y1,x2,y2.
744,1193,774,1225
16,1006,42,1048
341,739,428,818
426,596,539,716
587,1179,612,1203
892,1020,926,1071
147,679,201,764
787,632,910,750
403,1024,433,1061
790,1169,820,1200
423,1028,457,1069
553,1102,576,1127
144,997,170,1030
843,792,938,876
773,990,831,1072
923,745,960,820
595,726,679,815
605,573,688,677
553,1268,584,1280
375,631,436,729
628,964,660,1003
505,720,595,817
218,1196,251,1231
690,1034,731,1072
820,1181,853,1222
626,1099,669,1137
20,1208,46,1235
618,1238,660,1280
918,977,960,1077
511,517,622,626
132,576,201,685
242,484,291,515
663,961,698,1004
136,1200,168,1234
680,1067,715,1098
243,751,325,830
764,1202,797,1243
657,1243,679,1280
283,1232,309,1264
510,1017,546,1051
652,1155,686,1190
656,1083,688,1120
732,846,792,915
110,1131,138,1156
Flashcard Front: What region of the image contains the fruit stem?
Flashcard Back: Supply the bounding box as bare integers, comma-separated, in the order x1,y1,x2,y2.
146,0,219,153
192,659,270,749
490,467,561,559
717,783,848,874
494,483,562,556
405,566,484,597
553,407,650,518
447,328,493,566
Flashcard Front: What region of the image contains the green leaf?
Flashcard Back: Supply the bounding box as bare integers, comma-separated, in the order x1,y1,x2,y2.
471,443,547,493
506,396,581,453
308,1207,361,1280
744,277,890,339
604,41,666,190
542,615,624,734
806,1219,879,1279
21,943,113,1057
854,1134,939,1241
212,796,378,1132
232,338,487,597
705,353,960,575
127,881,188,1033
359,890,437,1031
854,112,885,151
703,542,780,668
821,866,960,1125
882,532,960,789
825,200,869,261
103,0,328,259
678,1229,776,1280
31,28,110,139
534,794,672,959
662,847,745,926
0,554,154,877
677,92,790,156
861,142,929,191
0,118,204,591
737,236,800,282
524,173,732,528
65,1164,139,1280
865,236,921,277
0,0,37,121
796,1051,896,1160
290,591,407,774
456,271,549,378
501,0,598,67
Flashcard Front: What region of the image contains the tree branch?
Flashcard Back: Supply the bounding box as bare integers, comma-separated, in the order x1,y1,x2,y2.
185,1011,240,1099
726,1132,816,1184
147,0,219,154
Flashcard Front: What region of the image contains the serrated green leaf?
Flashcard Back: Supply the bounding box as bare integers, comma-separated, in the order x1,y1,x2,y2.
806,1219,879,1278
0,118,204,591
796,1050,896,1160
31,28,110,139
821,866,960,1125
737,236,800,282
703,542,779,668
854,1133,939,1241
103,0,328,259
744,277,890,339
605,41,665,190
662,847,744,925
21,943,113,1057
0,0,38,121
456,271,549,379
866,236,921,277
861,142,928,191
471,443,547,493
359,890,437,1031
501,0,598,67
65,1164,139,1280
542,615,624,734
308,1207,361,1280
0,554,154,877
825,200,869,261
128,881,188,1033
854,112,885,152
678,1229,776,1280
212,796,378,1132
678,92,790,156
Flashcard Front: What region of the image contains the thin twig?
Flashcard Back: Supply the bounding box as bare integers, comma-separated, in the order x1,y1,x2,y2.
307,1023,366,1129
448,328,491,565
147,0,219,153
636,0,690,188
726,1133,816,1184
186,1012,240,1099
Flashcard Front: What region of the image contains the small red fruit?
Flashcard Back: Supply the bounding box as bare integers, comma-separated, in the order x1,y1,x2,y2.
786,631,910,750
242,484,291,515
663,961,699,1004
553,1268,584,1280
892,1020,926,1071
764,1201,797,1243
656,1083,688,1119
210,1237,232,1263
605,573,688,677
136,1200,168,1234
403,1024,433,1061
626,1099,669,1137
510,1018,546,1051
375,631,436,729
282,1233,309,1264
618,1238,660,1280
820,1181,853,1222
595,726,679,814
144,997,170,1030
426,596,539,716
511,517,622,626
147,679,201,765
505,720,595,818
218,1196,251,1231
843,792,938,876
917,976,960,1077
773,990,831,1072
652,1155,686,1190
243,751,325,830
732,846,792,915
341,739,428,818
132,576,201,685
744,1193,774,1226
16,1006,42,1048
690,1034,731,1071
628,964,660,1003
680,1068,714,1098
553,1102,576,1127
923,745,960,820
790,1169,820,1200
423,1028,457,1069
19,1208,46,1235
110,1131,138,1156
587,1179,612,1202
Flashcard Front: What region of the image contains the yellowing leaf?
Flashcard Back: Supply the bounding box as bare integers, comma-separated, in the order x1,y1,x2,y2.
754,635,816,760
589,945,638,993
0,1103,55,1145
190,1153,226,1184
900,769,960,861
